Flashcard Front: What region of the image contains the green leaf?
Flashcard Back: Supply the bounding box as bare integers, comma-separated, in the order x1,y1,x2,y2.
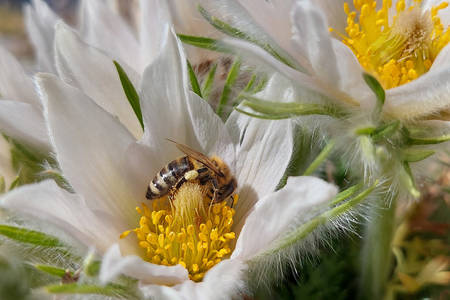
113,61,144,130
34,264,68,278
303,139,336,176
217,58,241,117
371,120,401,141
250,75,269,94
6,137,53,186
8,176,20,191
38,169,74,193
0,225,64,247
177,34,230,53
201,63,218,99
84,260,101,277
407,134,450,145
331,183,364,206
402,149,435,162
197,5,300,71
363,73,385,117
355,127,376,136
187,60,202,98
401,162,420,198
239,96,347,119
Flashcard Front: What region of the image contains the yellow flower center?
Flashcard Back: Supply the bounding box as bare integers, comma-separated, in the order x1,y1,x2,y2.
120,182,237,282
331,0,450,89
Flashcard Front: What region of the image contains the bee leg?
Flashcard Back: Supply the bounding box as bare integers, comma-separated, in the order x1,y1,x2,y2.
210,178,220,204
173,170,199,192
229,196,234,208
175,176,187,190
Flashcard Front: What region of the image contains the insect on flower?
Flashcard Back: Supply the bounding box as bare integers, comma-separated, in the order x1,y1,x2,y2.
146,139,237,204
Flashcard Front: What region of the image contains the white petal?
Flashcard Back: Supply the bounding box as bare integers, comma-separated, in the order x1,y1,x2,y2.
331,39,373,107
222,38,355,105
186,92,235,169
0,180,124,253
0,135,16,187
313,0,357,34
139,27,192,162
291,1,340,87
37,73,141,227
424,0,450,26
0,46,39,106
226,111,293,229
79,0,140,72
139,0,171,69
430,43,450,72
0,100,50,152
54,22,142,139
100,244,188,285
232,0,307,65
232,176,337,261
385,67,450,119
24,0,59,72
139,258,246,300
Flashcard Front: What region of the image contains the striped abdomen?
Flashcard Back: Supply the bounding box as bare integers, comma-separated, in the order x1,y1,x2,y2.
146,156,193,200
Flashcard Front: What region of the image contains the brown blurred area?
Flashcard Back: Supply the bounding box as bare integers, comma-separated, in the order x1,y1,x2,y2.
0,0,77,67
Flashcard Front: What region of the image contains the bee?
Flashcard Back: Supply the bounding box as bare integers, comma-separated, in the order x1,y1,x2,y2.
146,140,237,204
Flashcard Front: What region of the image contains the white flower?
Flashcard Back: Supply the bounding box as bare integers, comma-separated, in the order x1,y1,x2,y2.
0,0,169,154
0,46,50,152
212,0,450,121
0,27,337,299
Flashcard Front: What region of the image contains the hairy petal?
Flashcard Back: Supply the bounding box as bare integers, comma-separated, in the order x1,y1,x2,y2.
385,67,450,119
139,0,171,70
54,22,142,139
100,244,188,285
0,46,38,106
0,101,49,152
0,180,126,253
291,1,340,88
186,92,235,170
226,111,293,230
24,0,59,72
37,73,142,227
79,0,140,72
139,258,247,300
139,27,193,162
232,176,338,261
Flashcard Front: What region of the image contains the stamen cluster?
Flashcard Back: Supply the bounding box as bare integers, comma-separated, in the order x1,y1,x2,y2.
121,183,236,282
332,0,450,88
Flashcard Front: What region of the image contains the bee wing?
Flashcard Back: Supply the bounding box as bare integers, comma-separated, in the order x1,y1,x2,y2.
167,139,223,176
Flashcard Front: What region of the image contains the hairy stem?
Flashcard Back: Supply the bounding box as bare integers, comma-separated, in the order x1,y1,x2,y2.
360,193,398,300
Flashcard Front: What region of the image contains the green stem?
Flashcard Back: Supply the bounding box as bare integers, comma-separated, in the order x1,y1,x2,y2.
216,58,241,117
360,193,398,300
303,139,336,176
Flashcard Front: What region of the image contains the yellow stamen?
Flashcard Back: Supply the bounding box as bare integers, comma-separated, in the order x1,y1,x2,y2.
121,182,237,282
331,0,450,89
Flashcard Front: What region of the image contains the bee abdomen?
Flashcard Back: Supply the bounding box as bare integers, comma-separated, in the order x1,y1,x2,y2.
146,156,193,200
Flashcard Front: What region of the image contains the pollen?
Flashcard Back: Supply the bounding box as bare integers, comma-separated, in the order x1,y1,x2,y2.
332,0,450,89
121,182,237,282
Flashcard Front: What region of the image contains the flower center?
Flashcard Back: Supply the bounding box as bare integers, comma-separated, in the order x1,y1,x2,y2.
120,182,237,282
331,0,450,89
